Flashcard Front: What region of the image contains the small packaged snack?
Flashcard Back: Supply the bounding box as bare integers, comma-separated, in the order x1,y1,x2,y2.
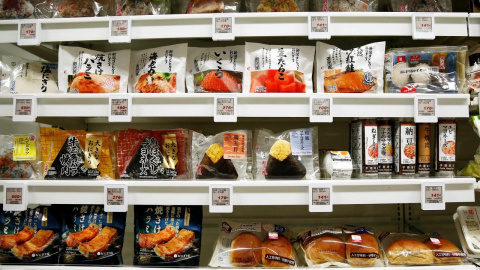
389,0,452,12
312,0,378,11
134,205,203,266
172,0,240,13
54,0,115,17
245,0,308,12
116,0,171,15
0,134,42,179
320,150,353,179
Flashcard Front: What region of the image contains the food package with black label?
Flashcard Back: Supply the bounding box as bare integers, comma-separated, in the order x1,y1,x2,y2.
389,0,452,11
54,0,115,17
377,119,393,176
116,0,171,15
245,0,307,12
350,119,378,178
312,0,378,11
0,134,43,179
320,150,353,179
394,119,416,177
173,0,240,13
417,123,432,175
435,120,456,177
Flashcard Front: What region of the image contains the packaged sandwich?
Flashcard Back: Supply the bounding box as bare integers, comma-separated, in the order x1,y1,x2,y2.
389,0,452,12
245,42,314,93
209,220,297,267
254,128,319,180
186,46,244,93
384,46,467,94
134,205,203,266
54,0,115,17
0,134,42,179
40,127,115,179
172,0,240,13
130,44,187,93
0,205,60,264
116,0,170,15
60,205,126,265
58,45,130,93
316,41,386,94
312,0,378,11
245,0,307,12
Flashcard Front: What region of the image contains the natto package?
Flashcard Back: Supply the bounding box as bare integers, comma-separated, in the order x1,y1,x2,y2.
312,0,378,11
245,0,307,12
394,119,416,176
116,0,171,15
0,134,42,179
350,119,378,177
173,0,240,13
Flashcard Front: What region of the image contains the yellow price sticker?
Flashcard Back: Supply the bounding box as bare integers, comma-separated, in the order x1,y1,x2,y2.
13,135,36,161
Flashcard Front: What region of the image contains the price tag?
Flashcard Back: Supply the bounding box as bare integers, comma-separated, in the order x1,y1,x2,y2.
308,13,331,40
421,181,445,210
309,183,333,212
104,183,128,212
3,182,28,211
12,95,37,122
214,94,237,122
17,20,41,46
109,95,132,122
414,95,438,123
109,17,132,43
212,15,235,41
412,14,435,40
310,94,333,122
209,184,233,213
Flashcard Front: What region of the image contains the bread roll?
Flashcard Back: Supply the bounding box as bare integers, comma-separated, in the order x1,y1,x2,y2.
386,239,434,265
230,233,262,267
423,237,465,264
346,233,380,267
304,234,346,264
262,235,295,267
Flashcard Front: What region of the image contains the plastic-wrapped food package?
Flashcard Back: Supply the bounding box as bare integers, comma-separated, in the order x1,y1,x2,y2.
40,127,115,180
0,0,34,19
316,41,386,94
245,0,307,11
116,0,170,15
115,129,192,180
0,134,42,179
134,205,202,266
245,42,315,93
320,150,353,179
457,206,480,254
312,0,378,11
59,205,126,264
172,0,239,13
389,0,451,11
186,46,244,93
54,0,115,17
385,46,467,94
0,205,60,264
129,44,187,93
468,44,480,96
254,128,319,180
209,220,297,267
58,46,130,93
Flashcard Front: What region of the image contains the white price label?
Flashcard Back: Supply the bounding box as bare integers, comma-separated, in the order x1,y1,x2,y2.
209,184,233,213
412,14,435,40
414,95,437,123
12,95,36,122
109,18,132,43
308,13,331,40
17,20,41,46
214,94,237,122
309,183,333,212
310,94,333,122
3,182,28,211
109,95,132,122
104,183,128,212
421,182,445,210
212,15,235,41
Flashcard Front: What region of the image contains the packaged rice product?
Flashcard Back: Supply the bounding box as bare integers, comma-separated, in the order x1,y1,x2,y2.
40,127,115,179
116,0,170,15
134,205,203,266
245,0,307,11
350,119,378,178
394,119,416,177
130,44,187,93
173,0,240,13
320,150,353,179
254,128,319,180
389,0,452,11
60,205,126,265
245,42,314,93
0,205,60,264
312,0,378,11
316,41,386,94
58,45,130,93
435,120,456,177
0,134,42,179
54,0,115,17
186,46,244,93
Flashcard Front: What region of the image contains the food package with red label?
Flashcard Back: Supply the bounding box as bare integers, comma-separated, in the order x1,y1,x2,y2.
54,0,115,17
172,0,240,13
245,0,307,12
116,0,170,15
312,0,378,11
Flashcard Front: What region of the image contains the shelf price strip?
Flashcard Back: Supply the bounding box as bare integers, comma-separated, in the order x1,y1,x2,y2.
3,182,28,211
209,184,233,213
212,15,235,41
309,183,333,212
17,20,41,46
412,13,435,40
109,17,132,43
310,94,333,122
421,181,445,210
109,95,132,122
308,13,331,40
104,183,128,212
414,95,438,123
12,95,37,122
214,94,237,122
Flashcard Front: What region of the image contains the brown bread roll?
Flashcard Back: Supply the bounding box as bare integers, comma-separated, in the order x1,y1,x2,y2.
346,233,380,267
304,234,346,264
386,239,434,265
230,232,262,267
423,237,465,264
262,235,295,267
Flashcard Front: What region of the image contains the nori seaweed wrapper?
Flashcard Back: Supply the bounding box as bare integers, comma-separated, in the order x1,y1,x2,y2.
266,154,306,179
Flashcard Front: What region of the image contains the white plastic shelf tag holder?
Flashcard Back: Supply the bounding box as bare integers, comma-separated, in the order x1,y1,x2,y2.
212,15,235,41
412,13,435,40
104,183,128,212
109,17,132,43
17,20,41,46
13,95,36,122
308,13,331,40
414,95,438,123
421,181,445,210
310,94,333,123
214,94,237,122
309,183,333,212
209,184,233,213
3,182,28,211
109,95,132,122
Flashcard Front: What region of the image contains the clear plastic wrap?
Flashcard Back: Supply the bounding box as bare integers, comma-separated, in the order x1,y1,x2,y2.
245,0,307,12
116,0,170,15
389,0,452,11
54,0,115,17
320,150,353,179
0,134,42,179
457,206,480,254
0,0,35,19
468,44,480,96
172,0,239,13
312,0,378,11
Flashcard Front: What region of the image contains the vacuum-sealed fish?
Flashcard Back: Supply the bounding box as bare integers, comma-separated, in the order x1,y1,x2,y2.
173,0,240,13
312,0,378,11
0,134,42,179
245,0,307,11
116,0,170,15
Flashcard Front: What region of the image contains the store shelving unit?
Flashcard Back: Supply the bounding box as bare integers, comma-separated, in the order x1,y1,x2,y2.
0,266,477,270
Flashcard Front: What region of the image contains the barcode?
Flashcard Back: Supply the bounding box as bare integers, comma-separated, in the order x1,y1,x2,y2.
214,201,228,205
428,199,441,203
216,29,231,33
314,201,328,205
108,202,122,205
17,112,30,115
112,111,127,116
312,28,324,32
217,112,233,116
7,201,20,205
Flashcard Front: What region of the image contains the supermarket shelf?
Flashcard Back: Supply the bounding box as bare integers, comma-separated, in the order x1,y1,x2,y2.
0,267,476,270
469,14,480,37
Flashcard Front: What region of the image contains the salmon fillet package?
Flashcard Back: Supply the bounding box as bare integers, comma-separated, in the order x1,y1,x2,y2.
40,127,115,180
129,44,187,93
245,42,314,93
58,45,130,93
0,134,43,179
173,0,240,13
59,205,126,265
186,46,244,93
316,41,386,94
245,0,308,12
134,205,203,266
0,205,60,264
115,129,192,179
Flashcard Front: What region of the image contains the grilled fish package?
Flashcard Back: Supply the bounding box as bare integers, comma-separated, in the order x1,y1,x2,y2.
245,0,307,12
173,0,240,13
0,134,42,179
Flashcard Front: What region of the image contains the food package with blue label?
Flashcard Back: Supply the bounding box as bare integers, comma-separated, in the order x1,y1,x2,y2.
59,205,126,265
134,205,203,266
0,134,43,179
0,205,61,264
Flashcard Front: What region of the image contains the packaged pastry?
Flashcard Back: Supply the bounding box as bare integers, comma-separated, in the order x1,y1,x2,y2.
316,41,386,94
0,134,42,179
116,0,170,15
0,205,60,264
172,0,240,13
417,123,431,175
40,127,115,179
245,0,308,12
377,119,393,176
435,120,456,177
312,0,378,11
134,205,203,266
54,0,115,17
384,46,467,94
245,42,314,93
129,44,187,93
296,226,347,267
320,150,353,179
394,119,416,177
389,0,452,11
254,128,319,180
59,205,126,264
186,46,244,93
342,226,383,267
192,130,252,180
350,119,378,178
58,46,130,93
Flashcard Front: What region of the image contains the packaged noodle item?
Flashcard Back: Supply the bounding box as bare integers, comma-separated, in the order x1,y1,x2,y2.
377,119,393,176
116,0,170,15
245,42,314,93
58,46,130,93
0,205,60,264
316,41,386,94
130,44,187,93
320,150,353,179
312,0,378,11
60,205,126,264
0,134,42,179
54,0,115,17
186,46,244,93
40,127,115,179
385,46,467,94
389,0,452,11
255,128,319,180
245,0,307,11
173,0,240,13
350,119,378,178
417,123,431,175
394,119,416,177
134,205,202,266
192,130,252,180
435,120,456,177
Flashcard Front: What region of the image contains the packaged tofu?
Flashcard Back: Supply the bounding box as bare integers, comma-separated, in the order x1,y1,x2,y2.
0,134,42,179
245,0,307,11
186,46,244,93
245,42,314,93
312,0,378,11
116,0,171,15
173,0,240,13
54,0,115,17
130,44,187,93
316,41,386,94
